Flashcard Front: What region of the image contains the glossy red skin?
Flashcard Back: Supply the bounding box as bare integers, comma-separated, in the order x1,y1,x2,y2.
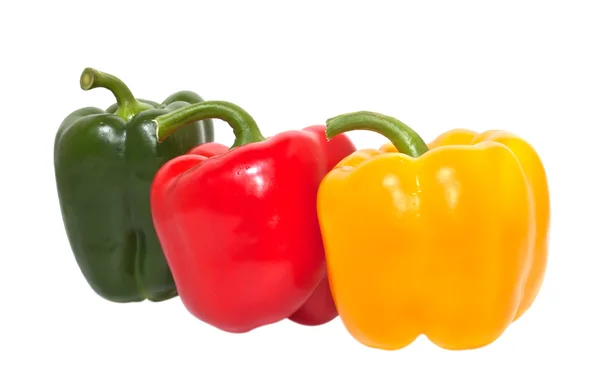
179,126,356,327
302,125,357,171
151,128,339,333
287,125,356,326
188,127,356,327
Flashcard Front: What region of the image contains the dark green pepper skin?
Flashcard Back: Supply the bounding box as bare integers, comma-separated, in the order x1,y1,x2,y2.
54,68,214,303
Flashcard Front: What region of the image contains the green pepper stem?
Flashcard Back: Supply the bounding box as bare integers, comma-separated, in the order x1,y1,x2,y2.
153,101,266,146
326,111,429,157
80,68,152,121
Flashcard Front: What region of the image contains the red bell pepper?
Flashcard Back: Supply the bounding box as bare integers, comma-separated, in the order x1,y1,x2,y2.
149,101,355,333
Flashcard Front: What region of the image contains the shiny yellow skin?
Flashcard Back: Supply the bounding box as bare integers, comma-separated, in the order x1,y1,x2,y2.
317,129,550,351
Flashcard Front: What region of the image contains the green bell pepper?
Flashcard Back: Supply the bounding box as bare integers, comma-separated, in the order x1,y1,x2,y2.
54,68,214,303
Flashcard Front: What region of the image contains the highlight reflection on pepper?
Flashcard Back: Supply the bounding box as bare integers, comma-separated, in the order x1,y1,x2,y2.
318,110,550,351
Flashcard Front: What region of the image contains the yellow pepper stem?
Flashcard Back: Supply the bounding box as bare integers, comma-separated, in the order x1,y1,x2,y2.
326,111,429,157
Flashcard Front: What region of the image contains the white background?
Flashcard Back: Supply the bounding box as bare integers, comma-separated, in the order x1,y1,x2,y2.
2,1,599,383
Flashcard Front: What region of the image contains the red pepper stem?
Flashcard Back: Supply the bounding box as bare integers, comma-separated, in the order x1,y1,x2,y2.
153,101,266,146
325,111,429,158
79,68,152,121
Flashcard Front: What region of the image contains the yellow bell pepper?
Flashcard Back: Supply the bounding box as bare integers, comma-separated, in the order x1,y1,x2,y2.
318,111,550,351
